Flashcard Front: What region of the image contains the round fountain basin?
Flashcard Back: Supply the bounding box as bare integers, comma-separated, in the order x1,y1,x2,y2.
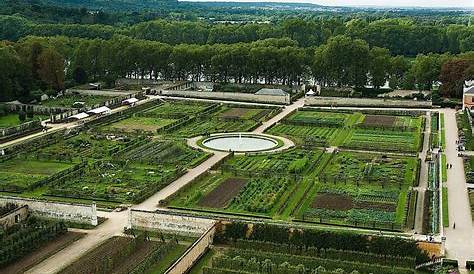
202,134,278,152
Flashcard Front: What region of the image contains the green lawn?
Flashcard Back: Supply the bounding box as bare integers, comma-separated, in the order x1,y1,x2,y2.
0,114,47,128
0,159,73,192
442,187,449,227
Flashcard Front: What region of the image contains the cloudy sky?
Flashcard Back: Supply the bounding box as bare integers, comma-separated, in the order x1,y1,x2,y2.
190,0,474,8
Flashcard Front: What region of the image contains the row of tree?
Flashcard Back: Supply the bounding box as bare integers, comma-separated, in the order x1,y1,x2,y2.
1,16,473,56
1,35,472,102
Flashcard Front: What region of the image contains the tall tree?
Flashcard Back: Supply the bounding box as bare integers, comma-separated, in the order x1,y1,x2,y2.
439,58,472,98
37,47,65,91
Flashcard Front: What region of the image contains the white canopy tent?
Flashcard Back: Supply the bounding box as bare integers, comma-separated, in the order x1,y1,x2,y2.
69,112,90,120
87,106,111,115
122,97,139,105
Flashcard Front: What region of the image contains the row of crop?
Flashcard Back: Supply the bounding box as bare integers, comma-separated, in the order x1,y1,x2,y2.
0,217,67,267
231,239,416,268
217,249,413,274
217,222,429,263
128,241,178,274
302,107,424,117
228,177,292,213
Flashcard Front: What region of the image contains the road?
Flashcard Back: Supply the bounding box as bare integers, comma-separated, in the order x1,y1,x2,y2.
441,108,474,271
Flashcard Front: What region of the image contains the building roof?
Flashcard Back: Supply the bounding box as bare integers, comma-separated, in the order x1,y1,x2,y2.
70,112,90,120
465,86,474,95
87,106,111,114
255,88,288,96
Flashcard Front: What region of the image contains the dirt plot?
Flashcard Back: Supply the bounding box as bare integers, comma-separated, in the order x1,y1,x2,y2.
363,115,397,127
198,178,247,208
2,232,84,274
311,193,353,210
354,200,397,212
220,108,259,119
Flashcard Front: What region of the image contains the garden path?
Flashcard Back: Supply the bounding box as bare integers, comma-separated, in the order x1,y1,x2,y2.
414,112,431,233
441,108,474,272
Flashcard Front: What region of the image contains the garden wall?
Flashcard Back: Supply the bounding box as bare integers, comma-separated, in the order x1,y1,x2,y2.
305,96,432,108
0,205,28,229
0,196,97,225
161,89,291,105
165,224,216,274
128,209,215,235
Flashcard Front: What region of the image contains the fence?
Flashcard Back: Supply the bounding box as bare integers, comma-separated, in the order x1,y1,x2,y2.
0,196,98,225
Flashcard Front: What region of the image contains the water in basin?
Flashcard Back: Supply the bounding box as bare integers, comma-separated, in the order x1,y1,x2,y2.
203,135,277,152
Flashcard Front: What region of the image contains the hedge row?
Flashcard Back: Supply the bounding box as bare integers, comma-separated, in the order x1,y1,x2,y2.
231,239,416,268
217,222,429,263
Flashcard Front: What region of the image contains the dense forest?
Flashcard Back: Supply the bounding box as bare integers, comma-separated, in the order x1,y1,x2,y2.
0,0,473,102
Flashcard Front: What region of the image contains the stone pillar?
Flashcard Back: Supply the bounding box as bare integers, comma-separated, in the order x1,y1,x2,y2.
91,202,98,226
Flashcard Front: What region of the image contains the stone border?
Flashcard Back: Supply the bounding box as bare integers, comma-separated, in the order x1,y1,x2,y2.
188,132,294,155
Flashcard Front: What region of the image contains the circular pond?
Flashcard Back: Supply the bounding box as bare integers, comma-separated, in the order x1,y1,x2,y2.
201,133,279,152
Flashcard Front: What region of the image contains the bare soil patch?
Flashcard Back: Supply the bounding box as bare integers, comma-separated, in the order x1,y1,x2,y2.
220,108,254,119
2,232,84,274
311,193,353,210
198,178,247,208
363,115,396,127
354,200,397,212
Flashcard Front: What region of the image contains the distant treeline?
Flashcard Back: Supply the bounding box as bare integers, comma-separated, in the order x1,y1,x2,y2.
1,15,473,56
1,35,472,103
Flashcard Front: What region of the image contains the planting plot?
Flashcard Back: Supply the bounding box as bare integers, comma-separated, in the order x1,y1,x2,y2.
362,115,396,127
144,101,212,117
0,159,73,192
106,116,177,133
119,140,210,168
286,110,350,127
59,235,188,274
198,178,247,208
0,217,67,269
45,161,181,203
39,94,112,108
33,132,138,161
220,107,267,120
298,151,417,230
469,190,474,220
168,148,326,217
343,129,421,153
190,222,424,274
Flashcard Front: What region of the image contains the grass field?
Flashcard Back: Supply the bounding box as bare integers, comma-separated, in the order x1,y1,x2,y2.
0,114,48,128
0,160,73,192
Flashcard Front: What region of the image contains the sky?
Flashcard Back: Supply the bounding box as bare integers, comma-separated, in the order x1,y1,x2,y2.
189,0,474,8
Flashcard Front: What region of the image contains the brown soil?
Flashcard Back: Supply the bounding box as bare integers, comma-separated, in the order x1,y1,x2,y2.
1,232,85,274
198,178,247,208
363,115,396,127
220,108,252,119
354,200,397,212
311,193,353,210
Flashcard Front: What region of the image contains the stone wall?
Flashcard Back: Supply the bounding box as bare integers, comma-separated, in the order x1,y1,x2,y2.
128,209,215,236
161,89,291,105
305,96,432,108
0,196,97,225
0,205,28,229
165,225,216,274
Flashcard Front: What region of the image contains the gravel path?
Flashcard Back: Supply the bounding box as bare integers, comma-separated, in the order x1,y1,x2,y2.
441,108,474,272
